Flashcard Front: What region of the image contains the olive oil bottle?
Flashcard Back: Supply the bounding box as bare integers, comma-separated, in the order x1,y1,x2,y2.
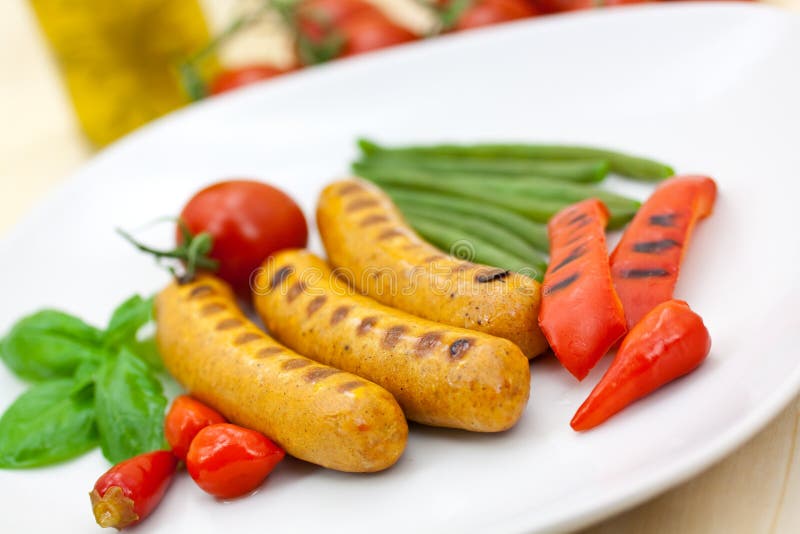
29,0,216,146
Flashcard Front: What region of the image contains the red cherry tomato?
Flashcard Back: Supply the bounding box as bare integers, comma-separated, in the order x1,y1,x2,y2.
454,0,537,31
338,11,418,57
210,65,293,95
186,424,286,499
533,0,647,14
299,0,376,28
90,450,178,529
164,395,227,461
297,0,377,46
178,180,308,293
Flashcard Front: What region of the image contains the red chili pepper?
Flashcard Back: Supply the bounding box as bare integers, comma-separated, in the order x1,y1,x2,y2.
164,395,227,461
90,450,178,529
610,175,716,330
538,199,627,380
571,299,711,431
186,423,285,499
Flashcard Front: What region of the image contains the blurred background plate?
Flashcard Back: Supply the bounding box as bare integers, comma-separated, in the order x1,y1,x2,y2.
1,3,799,533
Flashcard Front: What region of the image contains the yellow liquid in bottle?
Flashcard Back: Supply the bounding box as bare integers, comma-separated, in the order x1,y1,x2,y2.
29,0,216,146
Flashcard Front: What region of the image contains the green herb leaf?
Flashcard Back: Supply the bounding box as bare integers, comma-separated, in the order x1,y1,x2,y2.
95,348,167,464
126,336,164,372
104,295,154,349
1,311,105,382
102,294,164,371
0,380,98,468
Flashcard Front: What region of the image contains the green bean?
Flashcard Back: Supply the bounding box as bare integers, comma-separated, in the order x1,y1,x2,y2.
407,216,545,281
399,204,549,268
356,164,636,208
358,138,674,181
353,154,609,183
356,165,640,211
384,187,549,251
367,175,637,229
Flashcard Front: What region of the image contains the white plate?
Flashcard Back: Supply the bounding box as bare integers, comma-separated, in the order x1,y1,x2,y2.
2,3,800,533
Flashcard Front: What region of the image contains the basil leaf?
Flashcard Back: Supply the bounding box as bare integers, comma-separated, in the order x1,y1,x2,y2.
126,336,164,372
1,310,105,382
103,295,153,349
95,347,167,463
103,295,164,371
0,380,97,468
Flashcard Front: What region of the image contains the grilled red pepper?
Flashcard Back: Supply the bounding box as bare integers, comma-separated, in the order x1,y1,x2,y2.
90,450,178,529
571,299,711,431
538,199,627,380
164,395,227,461
610,175,717,329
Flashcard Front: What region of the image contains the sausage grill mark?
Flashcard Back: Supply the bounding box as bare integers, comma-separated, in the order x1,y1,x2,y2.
475,269,509,283
270,266,294,290
282,359,312,370
378,228,404,240
543,273,580,296
307,296,327,317
346,199,380,212
649,213,677,227
632,239,681,253
383,325,408,349
619,268,670,279
304,367,341,384
337,380,366,393
234,332,261,345
216,318,244,330
357,316,378,335
550,245,586,274
330,306,352,326
255,347,283,358
423,255,446,263
200,302,226,316
360,214,389,227
189,285,215,299
449,338,474,360
416,332,443,356
339,183,366,196
287,281,307,302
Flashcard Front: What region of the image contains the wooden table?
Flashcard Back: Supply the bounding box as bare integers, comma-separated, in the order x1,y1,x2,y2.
1,1,798,532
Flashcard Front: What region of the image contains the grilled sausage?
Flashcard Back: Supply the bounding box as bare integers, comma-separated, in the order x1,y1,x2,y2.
252,249,531,432
316,178,548,358
155,275,407,472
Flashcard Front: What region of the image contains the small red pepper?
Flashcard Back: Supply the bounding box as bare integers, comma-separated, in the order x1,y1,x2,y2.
571,299,711,431
186,423,285,499
164,395,227,461
90,450,178,529
538,199,628,380
610,175,717,330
